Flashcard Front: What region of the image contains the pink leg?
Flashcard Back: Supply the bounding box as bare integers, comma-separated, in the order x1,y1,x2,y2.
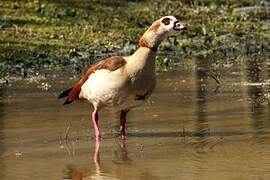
119,110,129,140
92,110,101,141
93,140,100,168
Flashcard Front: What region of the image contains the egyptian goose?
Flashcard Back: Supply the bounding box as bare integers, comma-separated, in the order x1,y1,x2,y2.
59,16,187,141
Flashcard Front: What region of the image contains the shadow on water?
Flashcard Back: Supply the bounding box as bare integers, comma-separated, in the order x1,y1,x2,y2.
246,57,269,142
0,86,5,179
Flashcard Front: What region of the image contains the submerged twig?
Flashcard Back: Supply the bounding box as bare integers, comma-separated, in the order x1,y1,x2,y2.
59,120,76,156
208,72,220,85
208,71,221,92
64,120,71,142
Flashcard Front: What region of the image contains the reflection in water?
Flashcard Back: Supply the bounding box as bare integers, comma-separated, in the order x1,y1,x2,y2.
62,140,160,180
0,86,5,179
246,58,269,142
63,141,131,180
265,59,270,119
64,165,92,180
190,55,211,174
113,140,132,164
63,141,110,180
194,55,210,149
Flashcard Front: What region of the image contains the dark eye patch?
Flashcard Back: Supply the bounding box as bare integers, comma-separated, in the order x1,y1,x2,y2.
161,17,170,25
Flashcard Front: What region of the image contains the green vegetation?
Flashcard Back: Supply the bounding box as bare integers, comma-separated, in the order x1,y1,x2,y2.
0,0,269,76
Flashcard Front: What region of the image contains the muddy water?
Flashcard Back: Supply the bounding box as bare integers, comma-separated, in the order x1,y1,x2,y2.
1,56,270,180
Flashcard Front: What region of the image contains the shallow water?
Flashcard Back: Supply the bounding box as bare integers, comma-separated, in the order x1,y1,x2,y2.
1,56,270,180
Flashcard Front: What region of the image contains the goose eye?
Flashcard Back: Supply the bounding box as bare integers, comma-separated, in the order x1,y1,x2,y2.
161,18,171,25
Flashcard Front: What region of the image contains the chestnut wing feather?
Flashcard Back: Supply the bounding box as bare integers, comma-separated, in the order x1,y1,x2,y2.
62,56,126,104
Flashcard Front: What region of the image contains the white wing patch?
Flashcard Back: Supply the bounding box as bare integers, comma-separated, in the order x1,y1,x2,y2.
79,69,127,107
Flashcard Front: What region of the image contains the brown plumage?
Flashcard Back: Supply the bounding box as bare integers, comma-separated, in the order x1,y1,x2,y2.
59,56,126,104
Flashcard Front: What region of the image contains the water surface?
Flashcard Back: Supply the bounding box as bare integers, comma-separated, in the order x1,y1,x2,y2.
1,56,270,180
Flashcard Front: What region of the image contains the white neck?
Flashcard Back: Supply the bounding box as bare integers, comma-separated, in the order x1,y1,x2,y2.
138,21,168,51
132,46,156,59
125,21,168,73
139,31,165,51
125,47,156,74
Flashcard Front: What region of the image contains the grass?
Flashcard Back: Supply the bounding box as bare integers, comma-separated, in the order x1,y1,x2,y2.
0,0,269,76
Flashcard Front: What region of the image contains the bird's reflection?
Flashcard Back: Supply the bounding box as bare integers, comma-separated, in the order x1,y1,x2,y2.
112,140,132,164
63,140,129,180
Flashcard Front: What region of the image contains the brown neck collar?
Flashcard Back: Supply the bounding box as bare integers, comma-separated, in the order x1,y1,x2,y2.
139,37,158,52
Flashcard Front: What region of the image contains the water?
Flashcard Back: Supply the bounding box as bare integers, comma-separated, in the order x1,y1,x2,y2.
1,55,270,180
